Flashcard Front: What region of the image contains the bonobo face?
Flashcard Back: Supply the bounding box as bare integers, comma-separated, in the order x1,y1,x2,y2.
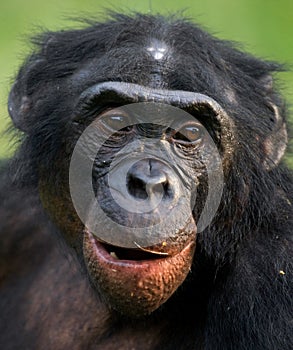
40,81,231,317
11,24,241,318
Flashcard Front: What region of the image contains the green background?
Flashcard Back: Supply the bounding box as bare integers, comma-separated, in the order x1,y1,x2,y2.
0,0,292,165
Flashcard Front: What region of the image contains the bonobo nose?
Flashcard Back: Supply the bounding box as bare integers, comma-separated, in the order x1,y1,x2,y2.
127,159,172,201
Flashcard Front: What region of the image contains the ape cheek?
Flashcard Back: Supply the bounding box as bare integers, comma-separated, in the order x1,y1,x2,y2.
38,174,83,251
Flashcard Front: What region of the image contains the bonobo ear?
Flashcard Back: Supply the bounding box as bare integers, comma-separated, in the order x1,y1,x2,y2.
7,35,52,133
257,74,287,170
8,81,32,133
263,102,288,170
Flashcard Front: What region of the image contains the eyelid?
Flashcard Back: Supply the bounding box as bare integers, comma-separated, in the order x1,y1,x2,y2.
99,110,133,133
171,122,203,144
99,107,126,117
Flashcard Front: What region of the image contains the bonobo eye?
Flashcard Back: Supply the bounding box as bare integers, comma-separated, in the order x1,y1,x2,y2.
99,109,133,133
172,122,203,144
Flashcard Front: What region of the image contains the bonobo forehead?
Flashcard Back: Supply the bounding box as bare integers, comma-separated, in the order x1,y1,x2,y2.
22,13,281,118
146,39,169,61
146,39,171,88
65,16,227,96
71,37,174,91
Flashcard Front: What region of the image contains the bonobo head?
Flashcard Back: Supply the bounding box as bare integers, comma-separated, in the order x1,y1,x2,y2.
8,14,288,317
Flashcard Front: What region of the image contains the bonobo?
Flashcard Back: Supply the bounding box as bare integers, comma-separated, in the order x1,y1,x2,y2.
0,13,292,350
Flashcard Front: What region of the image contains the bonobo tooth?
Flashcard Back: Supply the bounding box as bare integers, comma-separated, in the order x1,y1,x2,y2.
110,252,119,259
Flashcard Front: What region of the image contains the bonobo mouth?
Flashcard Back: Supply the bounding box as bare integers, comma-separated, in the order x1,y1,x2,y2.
83,229,196,317
101,241,169,260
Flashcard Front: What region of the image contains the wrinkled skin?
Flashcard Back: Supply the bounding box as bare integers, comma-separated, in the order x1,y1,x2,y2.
1,13,292,350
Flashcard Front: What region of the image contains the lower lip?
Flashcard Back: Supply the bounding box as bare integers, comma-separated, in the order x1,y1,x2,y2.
83,229,196,315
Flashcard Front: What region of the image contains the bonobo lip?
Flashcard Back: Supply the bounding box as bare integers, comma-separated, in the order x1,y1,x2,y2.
83,229,196,316
93,238,169,263
84,229,193,266
96,240,170,261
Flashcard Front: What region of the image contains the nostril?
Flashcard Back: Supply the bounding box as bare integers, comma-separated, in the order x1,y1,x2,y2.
127,175,148,200
145,179,169,197
127,173,171,200
126,159,176,201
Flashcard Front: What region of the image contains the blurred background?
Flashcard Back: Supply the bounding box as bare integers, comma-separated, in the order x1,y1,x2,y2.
0,0,292,165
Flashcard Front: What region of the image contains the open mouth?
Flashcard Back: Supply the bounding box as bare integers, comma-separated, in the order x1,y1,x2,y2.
83,229,196,316
102,242,168,261
84,228,192,267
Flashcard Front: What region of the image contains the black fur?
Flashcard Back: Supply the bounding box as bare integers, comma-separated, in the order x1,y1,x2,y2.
0,13,292,350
